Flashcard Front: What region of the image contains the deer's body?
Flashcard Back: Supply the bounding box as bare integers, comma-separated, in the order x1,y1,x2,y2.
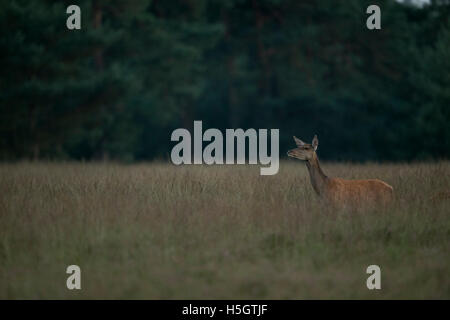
288,135,393,208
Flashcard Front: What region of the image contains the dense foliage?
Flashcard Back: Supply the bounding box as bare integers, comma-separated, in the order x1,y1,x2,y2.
1,0,449,161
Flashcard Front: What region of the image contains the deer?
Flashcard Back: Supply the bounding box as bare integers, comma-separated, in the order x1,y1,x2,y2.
287,135,393,208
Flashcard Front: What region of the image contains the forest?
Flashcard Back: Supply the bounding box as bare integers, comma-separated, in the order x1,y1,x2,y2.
1,0,449,162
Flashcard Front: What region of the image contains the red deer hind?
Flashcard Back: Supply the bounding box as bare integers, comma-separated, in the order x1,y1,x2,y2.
287,135,393,208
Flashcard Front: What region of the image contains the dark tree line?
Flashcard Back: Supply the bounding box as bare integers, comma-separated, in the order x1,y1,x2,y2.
0,0,449,162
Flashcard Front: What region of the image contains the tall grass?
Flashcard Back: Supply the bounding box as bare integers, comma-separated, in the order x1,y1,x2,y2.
0,161,449,299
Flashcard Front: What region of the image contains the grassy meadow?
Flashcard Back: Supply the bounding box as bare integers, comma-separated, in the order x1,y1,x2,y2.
0,161,449,299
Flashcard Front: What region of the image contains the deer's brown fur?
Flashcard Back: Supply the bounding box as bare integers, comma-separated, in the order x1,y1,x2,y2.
287,135,393,208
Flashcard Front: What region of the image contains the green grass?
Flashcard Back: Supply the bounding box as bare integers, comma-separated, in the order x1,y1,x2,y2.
0,161,449,299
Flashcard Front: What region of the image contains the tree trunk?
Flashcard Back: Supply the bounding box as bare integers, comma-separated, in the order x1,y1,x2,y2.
92,1,108,160
223,10,239,128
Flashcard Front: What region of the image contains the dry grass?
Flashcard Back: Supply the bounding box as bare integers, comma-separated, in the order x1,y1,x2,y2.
0,161,449,299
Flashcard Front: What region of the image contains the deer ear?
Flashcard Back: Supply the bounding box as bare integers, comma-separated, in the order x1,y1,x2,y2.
293,136,306,147
312,135,319,151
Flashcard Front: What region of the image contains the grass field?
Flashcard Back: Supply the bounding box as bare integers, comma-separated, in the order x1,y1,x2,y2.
0,161,449,299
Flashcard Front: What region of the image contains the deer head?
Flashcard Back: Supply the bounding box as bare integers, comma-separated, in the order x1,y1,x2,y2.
287,135,318,161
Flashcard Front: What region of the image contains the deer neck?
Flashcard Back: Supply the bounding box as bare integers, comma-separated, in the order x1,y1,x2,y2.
305,153,328,197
